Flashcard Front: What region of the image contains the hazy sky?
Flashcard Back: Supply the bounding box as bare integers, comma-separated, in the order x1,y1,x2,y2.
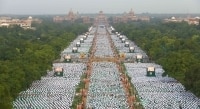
0,0,199,14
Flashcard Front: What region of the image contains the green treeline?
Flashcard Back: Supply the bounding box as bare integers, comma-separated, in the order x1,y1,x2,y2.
113,20,200,97
0,20,89,108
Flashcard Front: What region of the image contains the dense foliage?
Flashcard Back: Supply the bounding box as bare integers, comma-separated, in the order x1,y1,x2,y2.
0,19,89,108
113,20,200,97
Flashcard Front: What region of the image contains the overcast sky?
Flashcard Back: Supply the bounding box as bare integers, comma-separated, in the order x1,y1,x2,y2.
0,0,199,14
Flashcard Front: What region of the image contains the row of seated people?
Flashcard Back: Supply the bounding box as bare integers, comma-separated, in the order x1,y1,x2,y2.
13,63,86,109
94,34,115,58
13,27,95,109
86,62,129,109
110,34,148,62
124,63,200,109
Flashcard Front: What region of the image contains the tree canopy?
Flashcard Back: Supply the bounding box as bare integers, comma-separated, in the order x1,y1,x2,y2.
0,19,89,108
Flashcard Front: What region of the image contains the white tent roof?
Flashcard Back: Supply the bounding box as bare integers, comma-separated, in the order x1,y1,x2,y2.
147,67,155,71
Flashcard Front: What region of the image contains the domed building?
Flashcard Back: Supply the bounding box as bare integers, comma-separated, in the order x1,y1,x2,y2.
188,17,200,25
65,9,77,21
113,9,150,23
53,9,78,22
94,11,108,26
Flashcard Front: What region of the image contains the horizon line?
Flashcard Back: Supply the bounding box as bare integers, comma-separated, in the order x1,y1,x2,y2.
1,12,200,16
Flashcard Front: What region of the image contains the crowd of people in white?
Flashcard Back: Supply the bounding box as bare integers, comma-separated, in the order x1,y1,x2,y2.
12,27,95,109
86,27,129,108
13,63,86,109
109,27,199,109
13,26,199,109
110,31,148,63
86,62,129,109
93,27,115,58
61,27,96,60
125,63,200,109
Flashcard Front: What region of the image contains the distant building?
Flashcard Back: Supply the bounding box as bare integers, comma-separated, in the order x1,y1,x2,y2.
164,16,183,23
187,17,200,25
164,16,200,25
113,9,150,23
65,10,77,21
94,11,108,26
53,16,64,22
82,16,91,24
0,16,40,29
53,10,78,22
32,18,42,24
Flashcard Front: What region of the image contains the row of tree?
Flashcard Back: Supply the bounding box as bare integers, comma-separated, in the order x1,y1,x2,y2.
0,19,89,108
113,20,200,97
